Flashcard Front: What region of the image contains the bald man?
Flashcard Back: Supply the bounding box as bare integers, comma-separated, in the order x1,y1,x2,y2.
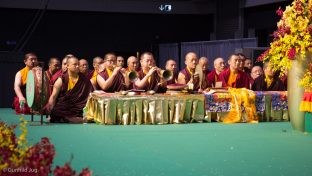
116,56,125,67
177,52,200,90
45,56,93,123
198,56,211,89
89,56,104,89
207,57,226,88
165,59,178,85
250,66,263,88
126,56,138,72
45,57,60,82
79,59,93,79
218,54,250,89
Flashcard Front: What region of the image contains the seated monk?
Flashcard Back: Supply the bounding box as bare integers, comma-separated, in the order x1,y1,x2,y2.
165,59,178,85
198,56,212,89
218,54,250,89
116,56,125,67
79,58,93,79
250,66,263,88
45,57,60,82
252,61,286,91
45,56,94,123
45,57,61,95
97,53,129,92
177,52,200,91
89,56,104,89
135,52,166,92
125,56,139,89
50,54,73,85
13,53,38,114
207,57,226,87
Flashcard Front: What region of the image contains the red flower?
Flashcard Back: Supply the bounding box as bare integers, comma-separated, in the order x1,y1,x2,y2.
276,7,283,16
257,49,270,62
287,48,296,60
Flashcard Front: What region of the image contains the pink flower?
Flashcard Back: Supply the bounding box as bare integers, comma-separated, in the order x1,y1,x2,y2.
287,48,296,60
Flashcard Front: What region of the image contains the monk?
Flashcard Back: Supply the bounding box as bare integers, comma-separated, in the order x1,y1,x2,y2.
97,53,129,92
13,53,38,114
45,57,61,95
45,57,60,82
116,56,125,67
198,56,211,89
125,56,139,89
89,56,104,89
135,52,166,92
252,62,286,91
165,59,178,85
50,54,73,85
207,57,225,87
244,58,253,73
177,52,200,91
79,59,93,79
218,54,250,89
126,56,138,72
45,56,94,123
250,66,263,87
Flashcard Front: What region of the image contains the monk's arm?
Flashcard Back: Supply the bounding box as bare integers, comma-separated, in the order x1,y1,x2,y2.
135,68,157,89
14,71,25,102
177,72,186,84
96,69,120,91
46,78,62,111
90,79,97,90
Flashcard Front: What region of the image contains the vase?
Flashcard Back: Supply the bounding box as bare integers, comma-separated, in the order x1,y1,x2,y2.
288,52,312,131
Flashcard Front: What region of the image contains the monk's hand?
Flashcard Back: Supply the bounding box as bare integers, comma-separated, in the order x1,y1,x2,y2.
113,66,122,75
147,67,157,76
120,68,127,77
19,97,26,104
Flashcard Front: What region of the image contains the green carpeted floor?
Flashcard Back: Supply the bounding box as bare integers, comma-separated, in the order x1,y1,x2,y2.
1,108,312,176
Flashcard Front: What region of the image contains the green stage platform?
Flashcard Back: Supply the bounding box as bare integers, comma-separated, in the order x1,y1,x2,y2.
1,108,312,176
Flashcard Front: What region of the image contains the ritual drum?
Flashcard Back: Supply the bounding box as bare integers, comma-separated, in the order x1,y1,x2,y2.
26,67,49,111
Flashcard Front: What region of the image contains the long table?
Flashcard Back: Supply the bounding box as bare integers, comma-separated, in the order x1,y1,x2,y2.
84,93,206,125
84,91,288,125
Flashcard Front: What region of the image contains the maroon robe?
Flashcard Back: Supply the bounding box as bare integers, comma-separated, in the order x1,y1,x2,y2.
86,70,94,79
50,72,93,123
137,69,164,92
98,69,125,92
179,68,200,91
218,68,250,89
251,74,286,91
207,70,221,87
50,69,65,85
166,72,178,85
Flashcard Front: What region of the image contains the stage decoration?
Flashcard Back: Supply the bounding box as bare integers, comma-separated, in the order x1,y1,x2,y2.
257,0,312,131
0,117,92,176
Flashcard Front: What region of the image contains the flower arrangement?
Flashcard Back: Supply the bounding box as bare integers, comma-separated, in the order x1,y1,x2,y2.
0,117,92,176
257,0,312,86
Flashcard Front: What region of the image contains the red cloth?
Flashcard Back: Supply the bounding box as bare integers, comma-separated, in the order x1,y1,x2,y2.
12,95,31,114
207,70,220,87
218,68,250,89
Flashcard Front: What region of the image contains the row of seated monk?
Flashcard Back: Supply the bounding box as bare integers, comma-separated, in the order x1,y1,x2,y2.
13,52,287,123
